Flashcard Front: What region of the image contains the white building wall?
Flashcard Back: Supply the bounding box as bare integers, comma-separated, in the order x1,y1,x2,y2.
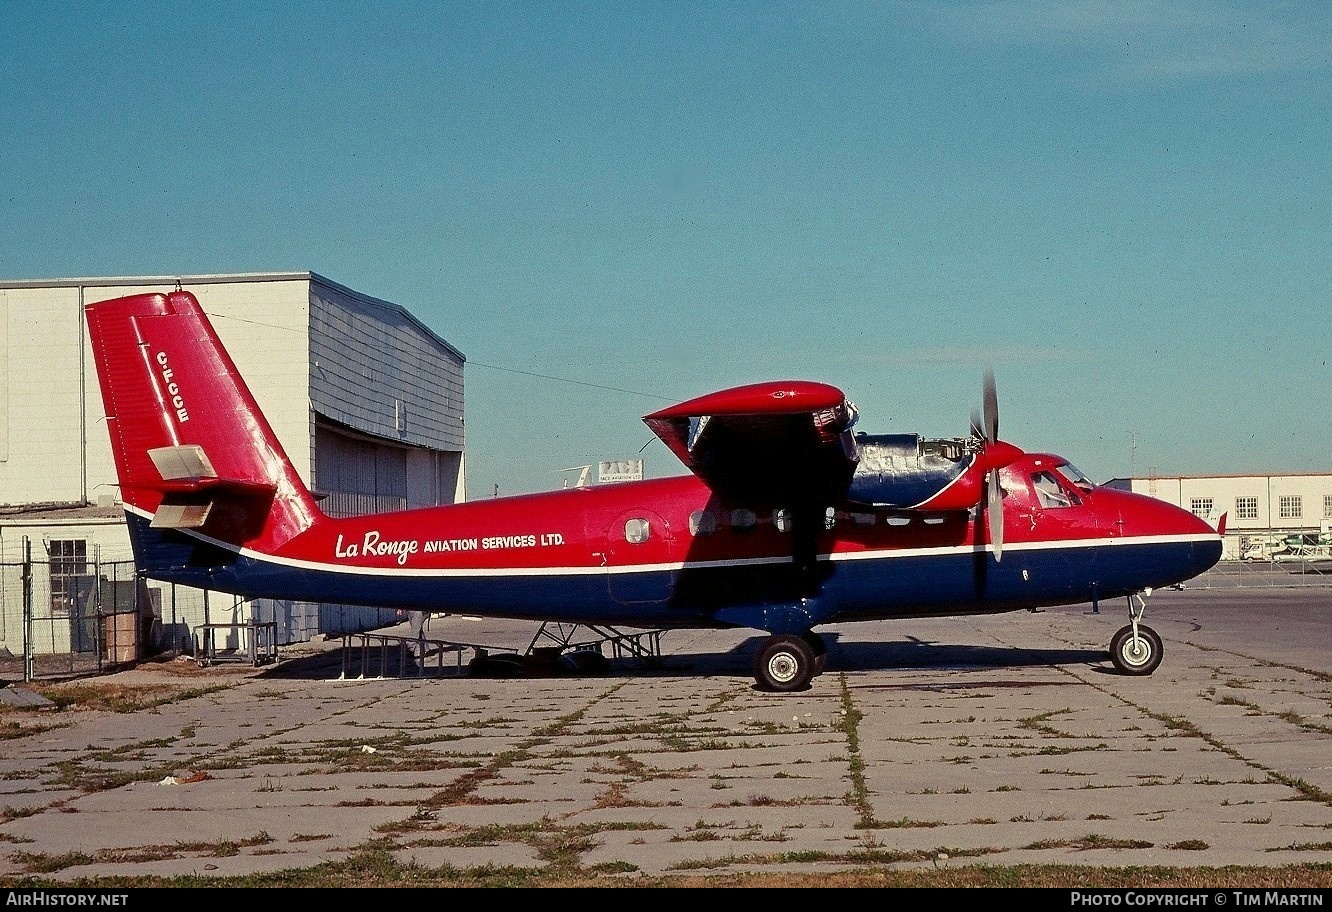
1118,474,1332,530
0,286,89,504
2,274,466,513
183,279,314,481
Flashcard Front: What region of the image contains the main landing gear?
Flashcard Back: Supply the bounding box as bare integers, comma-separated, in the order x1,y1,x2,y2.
753,631,828,692
1109,590,1163,676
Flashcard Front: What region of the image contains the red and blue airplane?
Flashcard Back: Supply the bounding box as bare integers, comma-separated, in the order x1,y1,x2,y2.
84,289,1224,691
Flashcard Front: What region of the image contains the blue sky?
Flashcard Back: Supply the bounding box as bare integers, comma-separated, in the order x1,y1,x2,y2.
3,1,1328,499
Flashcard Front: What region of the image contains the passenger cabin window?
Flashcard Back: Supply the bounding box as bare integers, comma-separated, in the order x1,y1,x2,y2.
624,518,650,544
772,508,791,532
1031,471,1080,508
729,508,757,531
689,510,716,536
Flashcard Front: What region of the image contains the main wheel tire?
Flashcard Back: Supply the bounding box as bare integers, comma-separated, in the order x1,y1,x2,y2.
1109,624,1163,676
802,631,828,676
754,634,816,692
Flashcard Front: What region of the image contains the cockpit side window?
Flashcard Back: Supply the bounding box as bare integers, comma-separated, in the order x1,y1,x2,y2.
1031,470,1080,508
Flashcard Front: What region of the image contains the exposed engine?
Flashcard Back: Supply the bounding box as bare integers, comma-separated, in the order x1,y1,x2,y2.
846,432,979,509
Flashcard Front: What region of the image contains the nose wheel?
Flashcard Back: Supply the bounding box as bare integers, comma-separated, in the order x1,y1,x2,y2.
1109,591,1163,676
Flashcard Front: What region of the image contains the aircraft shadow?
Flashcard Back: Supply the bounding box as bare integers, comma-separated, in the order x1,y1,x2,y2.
256,633,1110,683
816,639,1109,675
661,634,1109,679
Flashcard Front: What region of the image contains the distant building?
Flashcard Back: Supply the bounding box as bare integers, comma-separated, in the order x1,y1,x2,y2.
1104,472,1332,560
0,272,465,662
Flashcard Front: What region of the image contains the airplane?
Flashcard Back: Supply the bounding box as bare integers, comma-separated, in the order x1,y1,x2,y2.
83,288,1225,692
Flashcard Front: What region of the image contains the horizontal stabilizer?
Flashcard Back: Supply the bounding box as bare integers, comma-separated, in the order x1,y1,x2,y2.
149,445,217,481
150,502,214,530
146,445,277,497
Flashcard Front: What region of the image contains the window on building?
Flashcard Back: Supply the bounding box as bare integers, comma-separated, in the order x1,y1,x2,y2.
1279,495,1302,520
1235,496,1258,521
1190,497,1214,518
1324,494,1332,519
48,539,88,616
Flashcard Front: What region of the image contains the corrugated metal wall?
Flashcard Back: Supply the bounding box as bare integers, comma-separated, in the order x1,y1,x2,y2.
308,282,464,454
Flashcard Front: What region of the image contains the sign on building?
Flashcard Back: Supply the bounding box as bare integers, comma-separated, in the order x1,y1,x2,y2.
598,459,643,484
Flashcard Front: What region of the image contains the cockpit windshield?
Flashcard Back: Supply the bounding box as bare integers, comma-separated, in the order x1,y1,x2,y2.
1054,462,1095,492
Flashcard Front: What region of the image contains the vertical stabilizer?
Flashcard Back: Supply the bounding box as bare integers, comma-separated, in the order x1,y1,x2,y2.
85,290,320,557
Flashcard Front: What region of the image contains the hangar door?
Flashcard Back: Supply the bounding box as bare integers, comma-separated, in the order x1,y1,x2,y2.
316,417,465,518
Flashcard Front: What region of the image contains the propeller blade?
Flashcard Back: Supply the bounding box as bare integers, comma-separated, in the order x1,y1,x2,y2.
981,366,1002,562
970,407,983,441
988,470,1003,562
983,366,998,443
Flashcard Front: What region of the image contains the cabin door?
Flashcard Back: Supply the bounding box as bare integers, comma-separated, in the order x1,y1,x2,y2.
604,510,678,604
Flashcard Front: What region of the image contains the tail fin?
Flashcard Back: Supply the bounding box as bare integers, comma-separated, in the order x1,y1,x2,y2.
84,290,321,558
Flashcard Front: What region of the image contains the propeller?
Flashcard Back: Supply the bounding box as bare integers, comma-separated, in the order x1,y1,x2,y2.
973,367,1004,563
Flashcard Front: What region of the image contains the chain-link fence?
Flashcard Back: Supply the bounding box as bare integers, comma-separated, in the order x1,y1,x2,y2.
1186,559,1332,590
0,536,421,683
0,540,146,681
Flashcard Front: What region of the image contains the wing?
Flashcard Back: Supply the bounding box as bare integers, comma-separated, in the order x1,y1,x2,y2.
643,380,859,502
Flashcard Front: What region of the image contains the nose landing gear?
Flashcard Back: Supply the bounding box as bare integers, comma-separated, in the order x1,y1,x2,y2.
1109,590,1163,676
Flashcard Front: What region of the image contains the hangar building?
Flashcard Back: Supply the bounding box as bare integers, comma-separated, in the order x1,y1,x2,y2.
0,272,465,666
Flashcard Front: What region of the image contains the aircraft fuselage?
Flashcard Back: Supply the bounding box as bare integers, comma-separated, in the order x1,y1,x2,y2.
128,453,1220,635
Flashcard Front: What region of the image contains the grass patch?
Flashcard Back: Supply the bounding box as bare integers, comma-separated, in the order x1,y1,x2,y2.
1023,834,1154,851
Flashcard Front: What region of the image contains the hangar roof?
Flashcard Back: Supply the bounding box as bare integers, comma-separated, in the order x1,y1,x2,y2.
0,271,465,364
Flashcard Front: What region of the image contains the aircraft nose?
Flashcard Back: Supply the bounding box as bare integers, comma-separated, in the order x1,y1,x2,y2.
1178,506,1225,577
1111,489,1224,582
